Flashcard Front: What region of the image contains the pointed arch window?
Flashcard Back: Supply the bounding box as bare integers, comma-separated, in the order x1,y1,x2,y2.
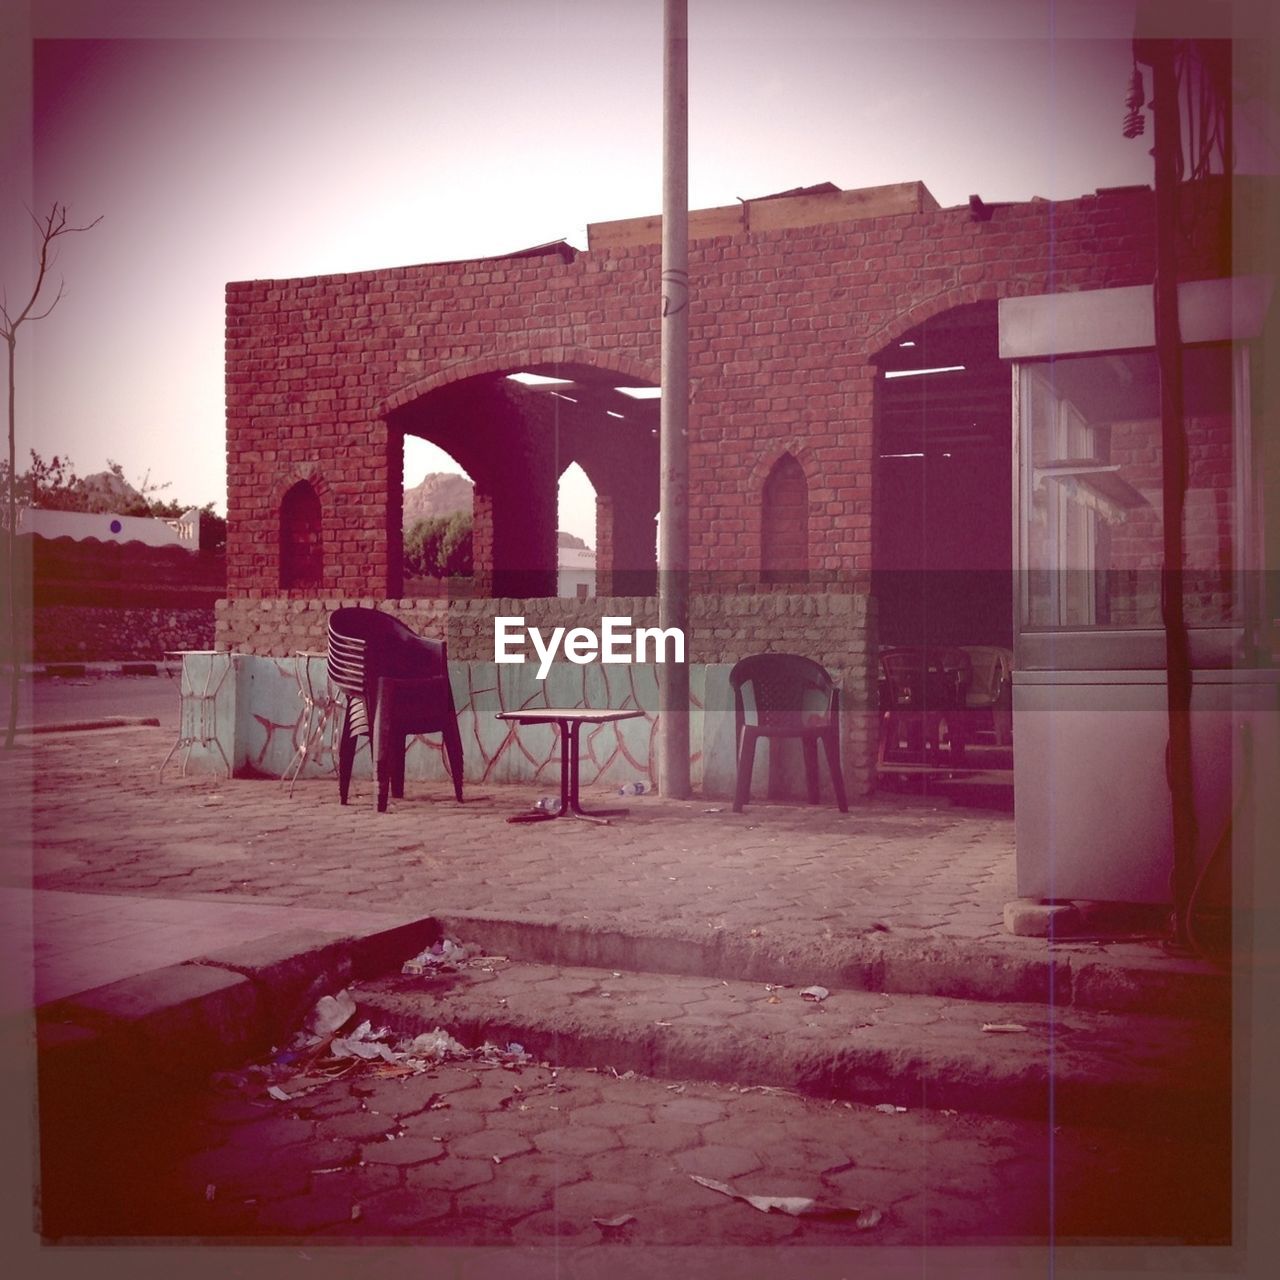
280,480,323,589
761,453,809,584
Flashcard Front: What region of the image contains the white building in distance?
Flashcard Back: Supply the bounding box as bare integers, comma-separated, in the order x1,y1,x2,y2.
16,506,201,549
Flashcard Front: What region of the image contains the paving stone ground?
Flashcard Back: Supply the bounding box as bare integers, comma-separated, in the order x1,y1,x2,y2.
8,726,1023,952
6,725,1249,1264
39,1050,1230,1249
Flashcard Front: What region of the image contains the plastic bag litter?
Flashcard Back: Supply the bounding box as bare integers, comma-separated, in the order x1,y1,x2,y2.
689,1174,881,1227
875,1103,907,1114
799,986,830,1002
479,1040,532,1066
402,938,480,975
331,1037,399,1063
305,989,357,1040
404,1028,469,1061
328,1019,400,1062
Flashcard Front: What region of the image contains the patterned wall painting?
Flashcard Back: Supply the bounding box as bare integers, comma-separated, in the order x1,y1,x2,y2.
187,654,708,793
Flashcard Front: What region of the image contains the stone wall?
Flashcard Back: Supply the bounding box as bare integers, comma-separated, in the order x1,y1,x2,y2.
5,533,224,662
33,606,214,662
214,596,450,657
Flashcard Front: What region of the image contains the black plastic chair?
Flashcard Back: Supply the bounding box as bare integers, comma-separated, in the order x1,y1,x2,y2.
326,608,464,812
877,646,971,765
729,653,848,813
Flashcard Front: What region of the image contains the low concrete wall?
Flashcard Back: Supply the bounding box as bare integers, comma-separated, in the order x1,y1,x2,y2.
215,592,871,661
189,590,878,800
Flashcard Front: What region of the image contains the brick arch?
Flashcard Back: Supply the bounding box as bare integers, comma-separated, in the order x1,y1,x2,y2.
746,439,819,494
384,347,663,600
757,450,812,585
557,455,601,493
271,464,335,508
747,444,817,586
272,466,340,592
379,346,661,417
863,279,1018,358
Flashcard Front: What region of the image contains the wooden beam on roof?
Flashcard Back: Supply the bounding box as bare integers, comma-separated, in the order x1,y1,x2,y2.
587,181,939,251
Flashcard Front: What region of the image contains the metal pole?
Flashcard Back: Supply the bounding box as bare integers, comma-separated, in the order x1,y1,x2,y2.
658,0,691,798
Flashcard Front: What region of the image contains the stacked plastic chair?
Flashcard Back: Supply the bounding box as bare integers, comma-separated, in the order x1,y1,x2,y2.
326,607,465,812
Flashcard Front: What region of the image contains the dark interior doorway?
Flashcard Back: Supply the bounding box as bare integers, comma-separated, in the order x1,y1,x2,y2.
873,301,1012,649
872,301,1014,796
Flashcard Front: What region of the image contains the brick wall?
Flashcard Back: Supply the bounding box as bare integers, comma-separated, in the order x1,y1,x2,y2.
225,178,1244,604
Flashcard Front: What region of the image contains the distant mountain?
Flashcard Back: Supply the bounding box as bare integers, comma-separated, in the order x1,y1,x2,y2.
77,469,145,510
403,472,592,550
403,472,473,529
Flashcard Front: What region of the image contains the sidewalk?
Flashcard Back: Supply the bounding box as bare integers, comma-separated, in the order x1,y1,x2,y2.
2,722,1249,1263
6,723,1225,1015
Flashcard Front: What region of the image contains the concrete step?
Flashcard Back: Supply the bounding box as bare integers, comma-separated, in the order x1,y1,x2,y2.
430,910,1230,1020
352,954,1231,1132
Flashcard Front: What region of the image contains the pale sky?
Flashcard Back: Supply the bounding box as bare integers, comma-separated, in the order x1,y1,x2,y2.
5,0,1173,545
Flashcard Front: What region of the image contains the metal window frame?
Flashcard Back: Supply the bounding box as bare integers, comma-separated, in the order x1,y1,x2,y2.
1002,276,1271,672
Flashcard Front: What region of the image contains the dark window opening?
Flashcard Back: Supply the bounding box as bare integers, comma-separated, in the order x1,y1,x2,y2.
280,480,323,589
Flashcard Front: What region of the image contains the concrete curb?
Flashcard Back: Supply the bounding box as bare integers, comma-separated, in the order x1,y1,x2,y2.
354,960,1231,1132
36,917,440,1107
16,715,161,735
30,661,179,678
32,906,1229,1147
432,910,1231,1019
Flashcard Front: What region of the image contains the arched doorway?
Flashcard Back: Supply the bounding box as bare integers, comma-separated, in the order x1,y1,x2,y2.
872,300,1014,781
387,362,659,598
557,461,597,598
873,301,1011,647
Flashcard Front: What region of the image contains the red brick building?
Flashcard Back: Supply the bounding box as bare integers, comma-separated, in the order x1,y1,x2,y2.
223,176,1244,654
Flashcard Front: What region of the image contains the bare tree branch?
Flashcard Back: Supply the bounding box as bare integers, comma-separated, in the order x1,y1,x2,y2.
28,281,69,324
6,205,102,334
4,200,101,748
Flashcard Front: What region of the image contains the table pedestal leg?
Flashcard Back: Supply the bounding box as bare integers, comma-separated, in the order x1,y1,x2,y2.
565,723,628,822
505,719,631,824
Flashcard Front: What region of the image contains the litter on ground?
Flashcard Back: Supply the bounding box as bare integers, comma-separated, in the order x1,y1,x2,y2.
689,1174,881,1227
402,937,484,975
231,987,539,1101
